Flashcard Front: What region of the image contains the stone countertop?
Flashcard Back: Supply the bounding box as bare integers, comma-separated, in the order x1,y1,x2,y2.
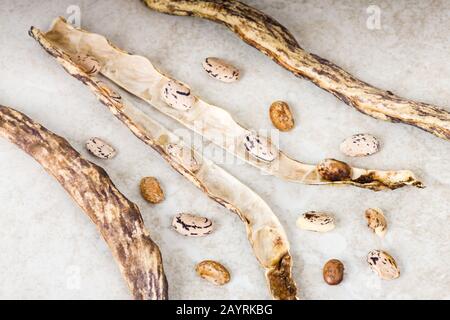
0,0,449,299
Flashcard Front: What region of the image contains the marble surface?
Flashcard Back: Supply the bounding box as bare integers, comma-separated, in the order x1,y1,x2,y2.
0,0,449,300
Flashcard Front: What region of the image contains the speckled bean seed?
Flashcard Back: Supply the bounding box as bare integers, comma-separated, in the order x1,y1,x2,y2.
202,57,239,83
161,79,196,111
367,250,400,280
172,213,213,237
323,259,344,285
340,133,379,157
85,137,116,159
296,211,335,232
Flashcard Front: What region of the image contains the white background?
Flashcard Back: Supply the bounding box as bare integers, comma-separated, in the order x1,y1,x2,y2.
0,0,449,299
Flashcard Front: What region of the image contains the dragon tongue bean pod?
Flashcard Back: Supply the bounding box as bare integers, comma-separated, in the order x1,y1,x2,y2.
40,17,425,191
142,0,450,141
0,105,168,300
30,24,297,300
140,177,165,204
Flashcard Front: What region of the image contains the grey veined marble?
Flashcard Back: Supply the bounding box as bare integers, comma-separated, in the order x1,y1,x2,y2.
0,0,449,299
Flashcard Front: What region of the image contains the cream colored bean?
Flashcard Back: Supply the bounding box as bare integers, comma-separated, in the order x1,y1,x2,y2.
161,79,196,111
172,213,213,237
244,132,278,162
296,211,335,232
85,137,116,159
202,57,239,83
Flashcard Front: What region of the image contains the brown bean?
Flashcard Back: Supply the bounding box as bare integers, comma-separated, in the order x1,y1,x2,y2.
317,158,352,181
161,79,195,111
323,259,344,285
296,211,335,232
196,260,230,286
269,101,294,131
140,177,165,204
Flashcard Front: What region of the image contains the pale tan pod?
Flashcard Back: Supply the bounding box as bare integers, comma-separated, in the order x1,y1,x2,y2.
365,208,387,237
95,79,122,102
141,0,450,142
165,143,201,173
196,260,230,285
41,18,425,191
85,137,116,159
172,213,213,237
202,57,239,83
367,250,400,280
296,211,335,232
30,24,296,299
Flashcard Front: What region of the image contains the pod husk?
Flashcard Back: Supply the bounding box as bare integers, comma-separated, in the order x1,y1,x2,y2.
142,0,450,141
0,105,168,300
38,17,423,191
30,25,297,300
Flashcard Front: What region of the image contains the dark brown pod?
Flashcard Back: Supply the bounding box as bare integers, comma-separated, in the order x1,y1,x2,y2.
323,259,344,285
317,158,352,181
